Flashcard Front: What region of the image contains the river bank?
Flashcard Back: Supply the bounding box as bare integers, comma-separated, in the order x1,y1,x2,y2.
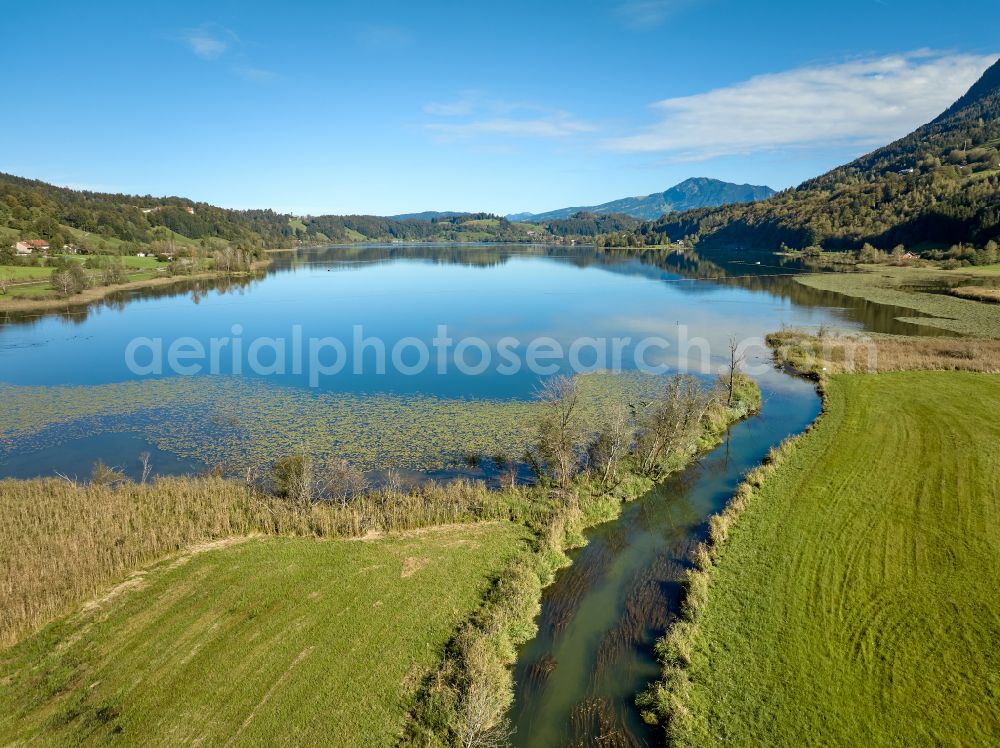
640,332,1000,745
401,374,762,746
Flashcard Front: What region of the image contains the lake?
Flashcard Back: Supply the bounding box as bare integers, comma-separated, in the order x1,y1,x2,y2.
0,244,930,482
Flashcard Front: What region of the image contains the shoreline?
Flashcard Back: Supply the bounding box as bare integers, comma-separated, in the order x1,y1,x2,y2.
0,258,271,315
794,264,1000,337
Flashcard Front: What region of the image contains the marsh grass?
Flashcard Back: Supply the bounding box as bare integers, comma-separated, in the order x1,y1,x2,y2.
0,526,529,746
768,329,1000,375
0,476,519,647
0,372,761,746
949,285,1000,303
795,265,1000,337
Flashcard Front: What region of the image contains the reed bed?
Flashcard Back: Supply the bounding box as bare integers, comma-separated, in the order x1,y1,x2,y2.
0,476,514,647
949,285,1000,304
768,329,1000,375
795,266,1000,337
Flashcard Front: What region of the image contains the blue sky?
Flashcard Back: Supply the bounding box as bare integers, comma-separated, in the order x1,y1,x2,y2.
3,0,999,215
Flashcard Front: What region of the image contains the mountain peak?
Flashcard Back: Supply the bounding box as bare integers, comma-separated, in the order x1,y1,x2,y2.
933,56,1000,123
510,179,775,222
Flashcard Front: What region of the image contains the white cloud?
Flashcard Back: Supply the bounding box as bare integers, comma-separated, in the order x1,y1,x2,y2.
176,27,279,83
235,66,280,83
606,51,999,160
615,0,701,30
182,29,231,60
423,93,596,141
427,116,596,140
356,24,413,50
424,97,479,117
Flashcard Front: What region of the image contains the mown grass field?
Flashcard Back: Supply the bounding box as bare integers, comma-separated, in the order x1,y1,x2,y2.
0,524,530,746
0,265,53,282
964,262,1000,275
673,372,1000,745
0,256,166,297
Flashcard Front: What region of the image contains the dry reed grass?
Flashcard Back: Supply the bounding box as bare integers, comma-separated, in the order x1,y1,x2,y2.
949,285,1000,304
0,476,512,647
768,330,1000,375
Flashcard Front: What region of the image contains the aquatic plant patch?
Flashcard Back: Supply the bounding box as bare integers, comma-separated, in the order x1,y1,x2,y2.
0,372,665,474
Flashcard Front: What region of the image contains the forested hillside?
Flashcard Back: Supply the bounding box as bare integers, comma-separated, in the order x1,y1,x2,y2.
0,173,298,254
0,175,578,253
642,58,1000,252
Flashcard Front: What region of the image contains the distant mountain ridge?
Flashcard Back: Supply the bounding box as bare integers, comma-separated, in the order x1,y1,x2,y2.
507,178,776,222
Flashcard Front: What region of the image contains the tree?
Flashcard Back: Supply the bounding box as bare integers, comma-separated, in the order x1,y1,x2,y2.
51,268,77,297
588,401,632,485
857,243,884,263
0,276,8,296
635,375,714,479
725,336,746,407
272,452,313,508
91,459,124,487
531,376,586,490
68,262,89,290
982,240,999,266
316,459,368,507
138,452,152,485
101,259,128,285
455,637,514,748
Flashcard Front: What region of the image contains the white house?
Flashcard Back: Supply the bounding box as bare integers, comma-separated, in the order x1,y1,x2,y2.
15,240,49,255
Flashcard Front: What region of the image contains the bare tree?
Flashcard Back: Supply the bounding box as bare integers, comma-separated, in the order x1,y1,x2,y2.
101,260,128,286
459,683,512,748
383,468,403,495
213,247,233,275
725,336,746,407
271,452,314,508
54,471,79,487
316,459,368,507
531,375,586,489
51,269,77,297
498,459,519,490
0,276,9,296
138,452,152,485
456,642,514,748
635,375,714,479
588,400,633,485
243,464,260,491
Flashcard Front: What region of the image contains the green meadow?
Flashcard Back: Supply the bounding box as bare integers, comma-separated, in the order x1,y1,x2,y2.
0,524,530,746
663,372,1000,745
